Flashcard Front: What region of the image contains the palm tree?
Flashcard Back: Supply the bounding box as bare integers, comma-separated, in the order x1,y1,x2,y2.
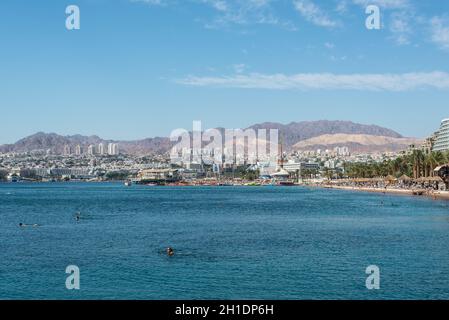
411,150,425,179
392,157,403,177
434,151,447,166
323,167,332,180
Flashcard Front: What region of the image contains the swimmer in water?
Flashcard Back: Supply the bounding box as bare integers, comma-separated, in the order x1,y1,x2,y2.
75,212,81,221
19,223,39,228
166,247,174,256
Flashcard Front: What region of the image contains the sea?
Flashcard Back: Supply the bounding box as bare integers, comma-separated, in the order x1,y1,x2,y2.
1,182,449,300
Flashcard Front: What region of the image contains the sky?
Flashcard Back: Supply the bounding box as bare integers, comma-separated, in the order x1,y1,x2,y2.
1,0,449,144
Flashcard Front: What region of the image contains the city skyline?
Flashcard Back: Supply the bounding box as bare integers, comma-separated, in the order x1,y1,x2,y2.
1,0,449,144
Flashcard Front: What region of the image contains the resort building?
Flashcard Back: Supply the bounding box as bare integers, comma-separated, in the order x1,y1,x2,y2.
63,145,71,156
18,168,92,180
137,169,180,184
282,161,320,174
108,143,119,156
334,146,350,156
75,145,82,156
433,118,449,152
87,145,95,155
422,134,437,154
98,143,105,155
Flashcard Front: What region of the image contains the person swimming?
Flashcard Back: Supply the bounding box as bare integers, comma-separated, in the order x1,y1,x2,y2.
75,212,81,221
166,247,175,256
19,223,39,228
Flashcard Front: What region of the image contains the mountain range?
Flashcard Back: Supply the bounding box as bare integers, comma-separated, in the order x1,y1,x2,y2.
0,120,422,155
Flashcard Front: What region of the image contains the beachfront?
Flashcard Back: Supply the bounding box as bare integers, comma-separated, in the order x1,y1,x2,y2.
321,176,449,200
323,184,449,200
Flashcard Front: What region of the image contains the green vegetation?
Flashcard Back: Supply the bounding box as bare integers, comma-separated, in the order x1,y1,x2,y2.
346,150,449,179
220,165,259,180
300,168,320,180
244,169,260,181
322,167,344,180
105,170,131,181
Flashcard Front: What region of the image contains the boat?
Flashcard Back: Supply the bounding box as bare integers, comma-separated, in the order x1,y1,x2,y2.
124,180,132,187
279,180,296,186
244,182,261,186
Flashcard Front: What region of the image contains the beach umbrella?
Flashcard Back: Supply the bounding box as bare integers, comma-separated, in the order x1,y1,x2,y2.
398,174,411,181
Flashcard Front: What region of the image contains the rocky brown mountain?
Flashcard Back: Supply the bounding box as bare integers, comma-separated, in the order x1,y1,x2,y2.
0,121,414,155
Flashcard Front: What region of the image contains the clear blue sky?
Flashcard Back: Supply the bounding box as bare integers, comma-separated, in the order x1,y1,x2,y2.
1,0,449,144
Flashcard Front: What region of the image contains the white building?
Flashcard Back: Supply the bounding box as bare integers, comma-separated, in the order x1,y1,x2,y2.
108,143,119,156
87,145,95,155
324,160,336,169
63,145,71,156
334,146,350,156
75,145,82,156
282,161,320,174
433,118,449,152
98,143,105,155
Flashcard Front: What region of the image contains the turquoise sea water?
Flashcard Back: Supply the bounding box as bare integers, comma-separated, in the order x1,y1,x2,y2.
1,182,449,300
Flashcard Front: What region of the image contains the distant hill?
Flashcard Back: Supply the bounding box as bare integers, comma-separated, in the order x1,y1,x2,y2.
292,134,422,153
0,132,171,155
0,121,417,155
248,120,403,148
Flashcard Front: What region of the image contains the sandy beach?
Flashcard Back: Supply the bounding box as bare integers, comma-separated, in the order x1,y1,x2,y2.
323,185,449,201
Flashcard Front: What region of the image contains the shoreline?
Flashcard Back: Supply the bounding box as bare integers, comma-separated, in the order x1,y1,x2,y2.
322,185,449,201
2,180,449,201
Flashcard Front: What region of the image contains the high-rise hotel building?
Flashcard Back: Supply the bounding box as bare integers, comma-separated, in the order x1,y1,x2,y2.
75,144,82,156
63,145,71,156
433,118,449,152
108,143,119,156
98,143,105,155
87,145,95,155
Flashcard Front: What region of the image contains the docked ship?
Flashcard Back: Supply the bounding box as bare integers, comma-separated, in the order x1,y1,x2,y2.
136,169,181,186
278,180,296,186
